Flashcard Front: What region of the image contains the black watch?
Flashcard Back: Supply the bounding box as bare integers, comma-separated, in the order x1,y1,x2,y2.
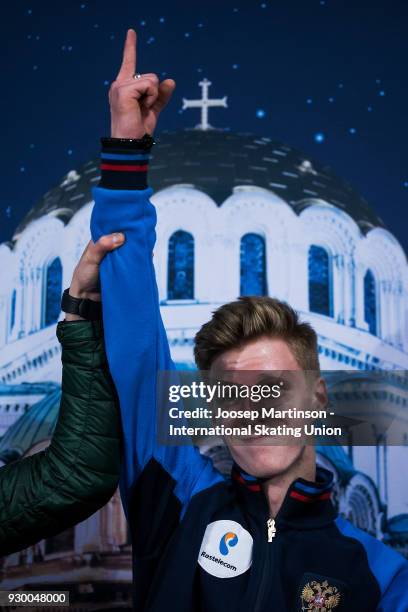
100,132,156,151
61,288,102,321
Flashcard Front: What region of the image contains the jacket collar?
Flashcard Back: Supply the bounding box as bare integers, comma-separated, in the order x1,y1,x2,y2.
231,462,337,529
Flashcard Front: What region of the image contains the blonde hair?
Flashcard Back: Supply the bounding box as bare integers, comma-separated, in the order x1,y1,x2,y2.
194,296,320,372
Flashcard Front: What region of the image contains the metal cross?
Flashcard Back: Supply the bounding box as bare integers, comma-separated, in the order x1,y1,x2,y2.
182,78,228,130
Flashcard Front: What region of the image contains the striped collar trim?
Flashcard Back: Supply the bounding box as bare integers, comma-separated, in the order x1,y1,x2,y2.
232,466,262,492
290,472,333,503
232,463,334,502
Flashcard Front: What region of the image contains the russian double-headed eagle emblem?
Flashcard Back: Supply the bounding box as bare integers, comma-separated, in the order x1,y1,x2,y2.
301,579,341,610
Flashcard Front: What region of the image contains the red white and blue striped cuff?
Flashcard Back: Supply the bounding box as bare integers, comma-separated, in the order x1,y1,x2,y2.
99,148,151,190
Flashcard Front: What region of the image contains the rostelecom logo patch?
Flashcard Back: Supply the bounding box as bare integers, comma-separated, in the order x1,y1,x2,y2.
198,520,253,579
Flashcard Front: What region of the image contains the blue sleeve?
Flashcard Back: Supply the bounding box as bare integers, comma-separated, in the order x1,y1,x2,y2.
89,185,222,513
377,563,408,612
335,517,408,611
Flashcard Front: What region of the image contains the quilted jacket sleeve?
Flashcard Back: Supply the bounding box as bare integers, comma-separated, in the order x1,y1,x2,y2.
0,319,122,557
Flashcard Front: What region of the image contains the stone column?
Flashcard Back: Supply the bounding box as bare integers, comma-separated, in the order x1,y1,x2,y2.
29,268,35,333
392,280,403,348
33,266,42,332
0,298,6,348
355,263,368,331
287,241,308,311
214,233,237,303
399,282,407,351
333,254,344,324
18,267,26,338
24,269,35,335
380,279,391,341
344,255,356,327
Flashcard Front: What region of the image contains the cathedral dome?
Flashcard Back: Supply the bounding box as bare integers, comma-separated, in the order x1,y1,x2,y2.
0,384,60,463
12,129,385,242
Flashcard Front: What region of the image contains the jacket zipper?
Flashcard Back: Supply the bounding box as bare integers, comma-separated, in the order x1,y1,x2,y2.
253,517,276,612
267,518,276,542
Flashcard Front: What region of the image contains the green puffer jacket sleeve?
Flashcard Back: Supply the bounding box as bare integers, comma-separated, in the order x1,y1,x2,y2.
0,319,122,557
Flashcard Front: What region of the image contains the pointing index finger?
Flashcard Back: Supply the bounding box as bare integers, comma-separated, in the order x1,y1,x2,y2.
116,29,137,81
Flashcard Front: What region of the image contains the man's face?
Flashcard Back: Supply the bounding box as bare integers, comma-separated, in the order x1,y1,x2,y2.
209,335,326,479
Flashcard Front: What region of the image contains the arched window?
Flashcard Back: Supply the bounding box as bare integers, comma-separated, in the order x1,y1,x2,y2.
308,245,332,316
364,269,377,335
10,289,16,331
167,230,194,300
44,257,62,327
240,233,267,296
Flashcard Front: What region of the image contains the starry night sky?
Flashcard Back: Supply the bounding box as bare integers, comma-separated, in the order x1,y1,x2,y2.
1,0,407,252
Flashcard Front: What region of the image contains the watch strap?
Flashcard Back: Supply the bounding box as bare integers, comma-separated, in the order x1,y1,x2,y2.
61,288,102,321
100,133,156,151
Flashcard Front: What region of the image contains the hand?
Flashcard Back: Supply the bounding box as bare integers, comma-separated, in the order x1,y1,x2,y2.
66,233,125,320
109,29,176,138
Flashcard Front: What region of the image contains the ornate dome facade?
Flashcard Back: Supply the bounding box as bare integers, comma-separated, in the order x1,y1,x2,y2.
12,129,385,242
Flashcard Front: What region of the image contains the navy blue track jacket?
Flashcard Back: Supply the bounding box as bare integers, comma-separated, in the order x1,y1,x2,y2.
90,143,408,611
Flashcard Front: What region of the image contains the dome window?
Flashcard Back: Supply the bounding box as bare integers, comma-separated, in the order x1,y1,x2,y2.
308,245,333,317
10,289,16,331
167,230,194,300
43,257,63,327
240,233,267,297
364,269,377,336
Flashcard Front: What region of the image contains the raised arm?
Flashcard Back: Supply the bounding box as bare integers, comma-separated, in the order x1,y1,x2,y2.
89,30,221,517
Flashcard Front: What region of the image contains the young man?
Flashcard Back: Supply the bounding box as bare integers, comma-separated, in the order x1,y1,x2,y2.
85,29,408,611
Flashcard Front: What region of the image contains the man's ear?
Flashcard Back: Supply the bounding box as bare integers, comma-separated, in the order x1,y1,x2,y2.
313,376,328,411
